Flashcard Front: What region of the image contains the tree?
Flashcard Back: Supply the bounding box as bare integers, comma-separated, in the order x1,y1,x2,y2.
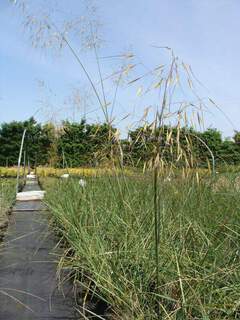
233,131,240,145
0,118,52,167
57,120,116,167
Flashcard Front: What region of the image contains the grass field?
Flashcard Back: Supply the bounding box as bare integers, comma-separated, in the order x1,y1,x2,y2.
41,171,240,319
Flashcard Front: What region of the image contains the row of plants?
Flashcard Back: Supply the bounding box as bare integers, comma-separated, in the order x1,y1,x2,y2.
0,179,16,239
0,166,135,178
42,172,240,319
0,179,15,219
0,167,24,177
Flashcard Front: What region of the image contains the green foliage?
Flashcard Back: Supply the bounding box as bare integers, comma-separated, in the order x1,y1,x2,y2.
198,128,222,164
0,118,53,166
233,130,240,145
128,126,240,168
0,179,15,224
57,120,115,167
0,118,240,168
42,174,240,319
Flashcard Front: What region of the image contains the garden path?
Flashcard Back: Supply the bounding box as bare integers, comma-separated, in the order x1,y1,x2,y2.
0,179,78,319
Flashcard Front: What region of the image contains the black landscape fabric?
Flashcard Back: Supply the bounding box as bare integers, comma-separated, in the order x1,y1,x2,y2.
0,181,78,319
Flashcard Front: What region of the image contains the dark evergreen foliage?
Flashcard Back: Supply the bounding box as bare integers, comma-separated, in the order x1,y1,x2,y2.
0,117,53,166
0,118,239,167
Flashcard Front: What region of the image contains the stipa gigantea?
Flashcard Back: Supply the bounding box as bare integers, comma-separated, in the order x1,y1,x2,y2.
12,3,223,317
125,49,216,318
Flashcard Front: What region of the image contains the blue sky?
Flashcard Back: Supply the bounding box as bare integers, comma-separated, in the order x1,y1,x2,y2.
1,0,240,137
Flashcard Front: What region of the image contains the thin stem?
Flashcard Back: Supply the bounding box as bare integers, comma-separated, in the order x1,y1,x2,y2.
189,133,215,176
153,165,160,318
52,24,105,117
93,42,109,123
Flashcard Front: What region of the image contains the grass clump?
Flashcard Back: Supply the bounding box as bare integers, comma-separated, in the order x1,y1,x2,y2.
0,179,15,226
42,173,240,319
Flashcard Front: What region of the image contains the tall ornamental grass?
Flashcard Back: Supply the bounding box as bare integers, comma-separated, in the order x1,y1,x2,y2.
42,173,240,319
11,4,239,318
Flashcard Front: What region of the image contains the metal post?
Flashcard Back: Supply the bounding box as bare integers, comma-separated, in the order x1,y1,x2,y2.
16,129,27,194
28,158,30,174
34,153,37,175
23,150,26,184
